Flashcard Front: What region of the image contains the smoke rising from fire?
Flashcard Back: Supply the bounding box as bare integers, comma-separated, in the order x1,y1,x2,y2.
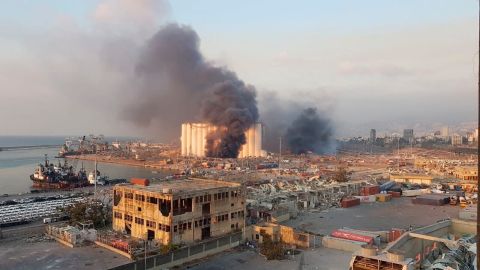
259,92,335,154
285,108,333,154
125,23,258,157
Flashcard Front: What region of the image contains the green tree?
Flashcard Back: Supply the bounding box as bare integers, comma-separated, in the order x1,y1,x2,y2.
59,199,109,228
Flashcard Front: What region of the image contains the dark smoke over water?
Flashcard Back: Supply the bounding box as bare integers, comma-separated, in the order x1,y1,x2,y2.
124,23,258,157
285,108,333,154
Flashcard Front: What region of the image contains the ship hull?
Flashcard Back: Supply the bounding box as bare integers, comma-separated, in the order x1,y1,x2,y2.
30,175,89,190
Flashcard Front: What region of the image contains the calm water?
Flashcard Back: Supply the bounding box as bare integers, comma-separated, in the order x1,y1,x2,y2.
0,136,166,194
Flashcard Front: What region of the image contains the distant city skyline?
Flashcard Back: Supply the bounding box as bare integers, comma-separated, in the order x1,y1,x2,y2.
0,0,477,139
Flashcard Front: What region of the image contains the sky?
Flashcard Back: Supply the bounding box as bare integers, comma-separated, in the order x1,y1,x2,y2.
0,0,478,139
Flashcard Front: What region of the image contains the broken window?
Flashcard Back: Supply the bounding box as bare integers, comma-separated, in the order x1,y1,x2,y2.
113,190,122,206
148,197,158,204
159,199,172,217
173,197,193,216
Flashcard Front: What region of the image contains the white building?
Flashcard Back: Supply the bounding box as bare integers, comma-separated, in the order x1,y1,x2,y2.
181,122,265,158
440,126,449,138
451,133,463,146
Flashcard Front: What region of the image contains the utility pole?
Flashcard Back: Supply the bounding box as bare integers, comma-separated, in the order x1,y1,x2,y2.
94,151,97,200
278,136,282,175
144,234,147,270
476,3,479,270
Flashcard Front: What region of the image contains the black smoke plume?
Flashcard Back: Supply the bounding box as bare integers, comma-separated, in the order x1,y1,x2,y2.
124,23,258,157
259,91,334,154
285,108,333,154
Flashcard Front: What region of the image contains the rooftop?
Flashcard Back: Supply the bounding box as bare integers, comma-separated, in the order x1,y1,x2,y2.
117,178,241,195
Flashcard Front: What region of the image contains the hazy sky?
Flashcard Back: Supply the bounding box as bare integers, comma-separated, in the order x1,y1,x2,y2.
0,0,477,139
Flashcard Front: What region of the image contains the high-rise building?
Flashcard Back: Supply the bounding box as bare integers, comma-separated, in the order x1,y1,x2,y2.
403,129,414,143
451,134,463,146
369,129,376,143
181,122,265,158
440,126,449,137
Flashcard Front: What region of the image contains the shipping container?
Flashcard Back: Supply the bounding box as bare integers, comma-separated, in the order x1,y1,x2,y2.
387,191,401,198
331,230,374,244
322,236,365,252
388,228,405,242
375,193,392,202
360,185,380,196
341,197,360,208
130,178,150,186
353,195,376,203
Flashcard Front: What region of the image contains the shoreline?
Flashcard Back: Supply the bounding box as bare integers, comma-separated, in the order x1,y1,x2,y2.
64,154,181,172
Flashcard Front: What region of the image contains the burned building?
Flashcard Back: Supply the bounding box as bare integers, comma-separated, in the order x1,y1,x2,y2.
112,178,245,245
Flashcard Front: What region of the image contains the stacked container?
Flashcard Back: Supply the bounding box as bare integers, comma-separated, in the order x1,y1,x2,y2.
360,185,380,196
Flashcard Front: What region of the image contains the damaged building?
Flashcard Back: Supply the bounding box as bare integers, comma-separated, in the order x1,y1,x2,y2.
112,178,245,245
349,219,477,270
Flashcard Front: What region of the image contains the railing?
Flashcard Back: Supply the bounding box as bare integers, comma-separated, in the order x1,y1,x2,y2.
107,232,243,270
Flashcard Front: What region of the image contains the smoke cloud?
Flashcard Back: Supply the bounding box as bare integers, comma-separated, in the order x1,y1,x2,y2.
259,91,335,154
125,23,258,157
285,108,333,154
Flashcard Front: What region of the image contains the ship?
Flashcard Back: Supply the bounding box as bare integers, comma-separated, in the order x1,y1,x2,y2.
57,135,108,158
30,155,89,189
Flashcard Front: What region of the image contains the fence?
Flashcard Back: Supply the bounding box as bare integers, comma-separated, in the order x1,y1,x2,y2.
108,232,243,270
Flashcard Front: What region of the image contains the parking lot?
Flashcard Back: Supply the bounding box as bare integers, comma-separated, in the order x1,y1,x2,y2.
0,197,85,226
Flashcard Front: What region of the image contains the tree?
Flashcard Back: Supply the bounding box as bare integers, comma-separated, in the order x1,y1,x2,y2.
59,199,109,228
260,233,285,260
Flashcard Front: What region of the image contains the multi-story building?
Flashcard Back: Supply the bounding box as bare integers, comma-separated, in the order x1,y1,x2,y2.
403,129,414,143
112,178,245,245
454,166,478,182
451,134,463,146
369,129,376,143
440,126,449,137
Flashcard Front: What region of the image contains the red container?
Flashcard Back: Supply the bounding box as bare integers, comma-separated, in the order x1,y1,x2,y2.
388,229,405,242
130,178,150,186
341,197,360,208
387,191,401,198
331,230,373,244
360,185,380,196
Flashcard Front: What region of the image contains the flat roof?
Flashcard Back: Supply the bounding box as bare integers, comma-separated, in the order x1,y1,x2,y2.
116,178,240,195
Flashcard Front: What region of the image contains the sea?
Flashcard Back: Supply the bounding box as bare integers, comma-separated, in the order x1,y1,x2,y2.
0,136,168,194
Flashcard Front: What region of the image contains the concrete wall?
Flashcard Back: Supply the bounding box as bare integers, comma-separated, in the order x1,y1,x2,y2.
450,219,476,236
322,236,364,252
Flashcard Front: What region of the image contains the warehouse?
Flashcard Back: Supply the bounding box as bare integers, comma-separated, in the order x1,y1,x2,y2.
112,178,245,245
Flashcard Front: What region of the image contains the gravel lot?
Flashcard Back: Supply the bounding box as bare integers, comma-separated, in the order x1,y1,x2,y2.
282,197,459,235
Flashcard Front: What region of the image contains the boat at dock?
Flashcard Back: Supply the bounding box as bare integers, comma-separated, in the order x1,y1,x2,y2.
30,154,89,189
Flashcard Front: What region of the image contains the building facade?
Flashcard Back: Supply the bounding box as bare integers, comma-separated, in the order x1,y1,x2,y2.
369,129,376,143
451,134,463,146
112,178,245,245
403,129,414,143
180,122,265,158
